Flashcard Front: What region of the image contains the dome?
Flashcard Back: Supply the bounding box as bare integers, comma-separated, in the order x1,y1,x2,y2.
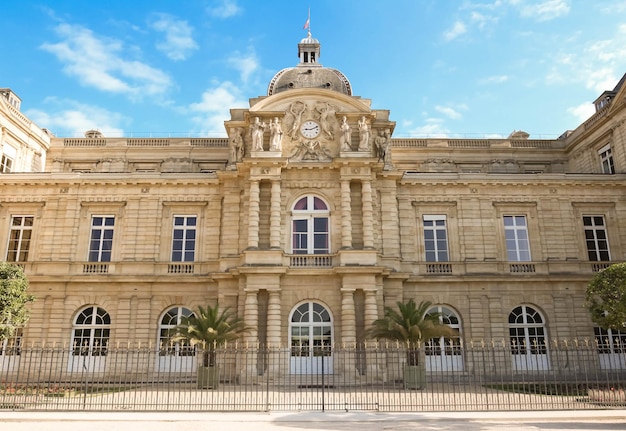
268,67,352,96
267,31,352,96
300,35,319,44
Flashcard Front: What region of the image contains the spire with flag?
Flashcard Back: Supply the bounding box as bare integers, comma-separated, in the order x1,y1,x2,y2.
303,8,311,37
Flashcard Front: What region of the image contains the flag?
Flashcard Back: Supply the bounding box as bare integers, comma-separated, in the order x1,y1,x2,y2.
303,18,310,30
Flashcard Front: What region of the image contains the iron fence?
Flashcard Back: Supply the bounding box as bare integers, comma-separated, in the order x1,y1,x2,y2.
1,341,625,412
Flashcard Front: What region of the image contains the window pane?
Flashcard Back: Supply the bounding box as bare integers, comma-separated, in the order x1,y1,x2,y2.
313,218,328,232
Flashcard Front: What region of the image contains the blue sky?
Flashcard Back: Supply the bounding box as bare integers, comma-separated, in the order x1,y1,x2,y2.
2,0,626,139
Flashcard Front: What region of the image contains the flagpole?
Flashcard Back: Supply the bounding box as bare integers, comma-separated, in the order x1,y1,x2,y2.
308,8,311,37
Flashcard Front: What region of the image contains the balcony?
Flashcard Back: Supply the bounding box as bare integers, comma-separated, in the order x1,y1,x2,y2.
289,255,334,268
14,259,620,279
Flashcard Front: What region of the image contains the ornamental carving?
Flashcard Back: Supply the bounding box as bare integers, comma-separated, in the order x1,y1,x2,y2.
289,140,332,161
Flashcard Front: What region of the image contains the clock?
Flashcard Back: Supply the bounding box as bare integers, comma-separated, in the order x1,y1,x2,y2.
300,120,321,139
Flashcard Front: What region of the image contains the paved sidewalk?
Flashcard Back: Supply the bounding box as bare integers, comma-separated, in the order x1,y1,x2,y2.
0,410,625,431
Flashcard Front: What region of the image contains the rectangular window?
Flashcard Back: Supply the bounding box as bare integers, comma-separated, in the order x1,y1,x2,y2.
583,216,610,261
599,144,615,174
423,215,449,262
171,216,196,262
1,154,13,173
503,215,531,261
89,216,115,262
6,216,33,262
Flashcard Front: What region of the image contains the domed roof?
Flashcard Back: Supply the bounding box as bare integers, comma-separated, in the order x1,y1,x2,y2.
267,31,352,96
300,35,319,44
268,67,352,96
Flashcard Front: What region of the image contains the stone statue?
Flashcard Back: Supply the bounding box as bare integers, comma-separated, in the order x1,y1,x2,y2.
269,117,284,151
358,116,370,151
229,127,244,164
250,117,266,151
339,116,351,151
383,129,392,166
374,129,387,161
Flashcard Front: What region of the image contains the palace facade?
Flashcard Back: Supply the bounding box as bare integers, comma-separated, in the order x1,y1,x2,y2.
1,33,625,376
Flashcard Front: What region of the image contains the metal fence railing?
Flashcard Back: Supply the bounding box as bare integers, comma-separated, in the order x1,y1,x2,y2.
1,342,625,412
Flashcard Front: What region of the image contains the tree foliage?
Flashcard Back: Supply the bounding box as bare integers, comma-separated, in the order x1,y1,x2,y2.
367,299,458,366
170,304,249,366
586,262,626,330
0,263,35,340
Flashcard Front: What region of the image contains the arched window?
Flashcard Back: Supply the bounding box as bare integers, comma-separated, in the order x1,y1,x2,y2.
508,305,549,370
425,305,463,372
595,326,626,369
71,306,110,357
159,306,195,356
289,301,333,374
291,196,329,254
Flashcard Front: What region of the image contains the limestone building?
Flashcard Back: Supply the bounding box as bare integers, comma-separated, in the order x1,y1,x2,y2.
1,32,625,375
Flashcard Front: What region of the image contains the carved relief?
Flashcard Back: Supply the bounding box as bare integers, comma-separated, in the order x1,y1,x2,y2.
313,101,338,140
289,140,332,161
286,101,307,139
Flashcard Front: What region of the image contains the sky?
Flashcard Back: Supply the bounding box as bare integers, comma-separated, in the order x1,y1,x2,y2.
2,0,626,139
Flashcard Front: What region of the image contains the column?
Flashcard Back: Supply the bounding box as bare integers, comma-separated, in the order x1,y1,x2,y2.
269,180,281,249
266,290,282,346
363,289,378,330
361,180,374,248
247,180,260,249
340,180,352,248
341,288,356,345
243,289,259,344
241,289,259,383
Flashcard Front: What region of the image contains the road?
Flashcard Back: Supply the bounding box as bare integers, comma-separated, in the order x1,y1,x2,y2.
1,410,625,431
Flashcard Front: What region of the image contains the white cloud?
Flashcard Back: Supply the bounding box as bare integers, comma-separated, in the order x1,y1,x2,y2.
444,21,467,41
480,75,510,84
227,50,259,84
207,0,242,19
26,98,127,137
435,105,467,120
407,118,451,138
189,82,247,136
514,0,570,21
567,102,595,123
150,13,198,61
546,24,626,93
40,23,172,99
470,11,498,30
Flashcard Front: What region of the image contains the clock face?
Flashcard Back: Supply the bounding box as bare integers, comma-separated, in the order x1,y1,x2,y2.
300,120,321,139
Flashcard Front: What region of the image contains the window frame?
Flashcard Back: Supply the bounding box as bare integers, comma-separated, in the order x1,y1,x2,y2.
6,215,33,262
70,306,111,357
171,215,197,262
0,153,13,173
583,215,611,261
88,215,115,262
158,306,195,357
598,143,615,174
422,215,449,262
508,305,547,355
503,215,531,262
290,195,330,255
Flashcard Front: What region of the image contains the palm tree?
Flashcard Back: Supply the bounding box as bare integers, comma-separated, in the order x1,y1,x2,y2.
171,304,249,367
367,299,457,365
